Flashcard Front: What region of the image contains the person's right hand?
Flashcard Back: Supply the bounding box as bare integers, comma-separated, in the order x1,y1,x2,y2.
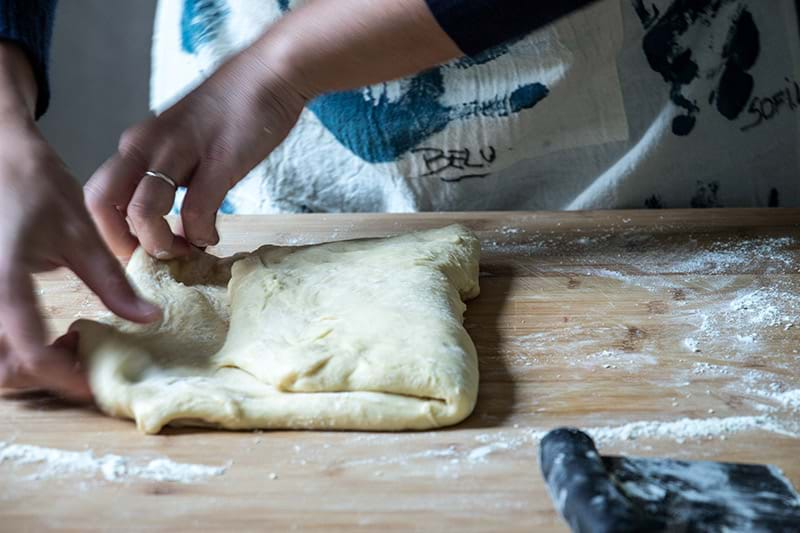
0,119,162,401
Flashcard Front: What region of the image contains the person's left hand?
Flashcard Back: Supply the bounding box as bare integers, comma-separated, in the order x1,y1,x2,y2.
85,47,308,259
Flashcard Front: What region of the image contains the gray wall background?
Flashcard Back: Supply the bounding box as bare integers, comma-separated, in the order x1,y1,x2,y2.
39,0,158,183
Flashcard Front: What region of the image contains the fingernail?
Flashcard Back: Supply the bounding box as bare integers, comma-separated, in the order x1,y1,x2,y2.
193,240,209,248
53,331,80,352
137,300,162,321
155,250,171,259
62,331,79,343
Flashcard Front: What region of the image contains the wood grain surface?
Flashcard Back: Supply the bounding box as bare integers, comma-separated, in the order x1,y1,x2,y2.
1,209,799,532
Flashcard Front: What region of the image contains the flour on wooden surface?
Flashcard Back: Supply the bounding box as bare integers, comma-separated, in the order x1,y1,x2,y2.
470,414,798,455
696,284,800,345
751,388,800,412
585,415,797,445
328,411,799,473
0,442,227,483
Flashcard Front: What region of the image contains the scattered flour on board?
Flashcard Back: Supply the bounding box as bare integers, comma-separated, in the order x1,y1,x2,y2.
474,415,798,455
683,337,700,353
483,234,797,275
751,388,800,412
583,415,796,445
692,283,800,350
641,237,797,275
467,442,511,463
692,362,732,376
496,226,523,237
339,414,799,468
770,389,800,411
487,233,799,351
0,442,228,483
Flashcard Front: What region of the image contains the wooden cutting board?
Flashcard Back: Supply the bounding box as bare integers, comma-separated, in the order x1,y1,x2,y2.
1,209,799,532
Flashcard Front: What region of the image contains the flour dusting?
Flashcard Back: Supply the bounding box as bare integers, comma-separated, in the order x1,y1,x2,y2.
0,442,227,483
585,415,796,445
696,285,800,343
332,412,797,472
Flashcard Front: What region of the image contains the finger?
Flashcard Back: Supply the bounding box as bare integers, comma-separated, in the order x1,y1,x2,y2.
52,331,80,353
0,334,39,390
181,163,231,247
0,347,88,400
43,333,92,401
127,136,198,258
127,173,191,259
65,227,161,324
0,269,91,400
85,151,144,257
0,266,46,358
0,359,40,391
19,346,92,401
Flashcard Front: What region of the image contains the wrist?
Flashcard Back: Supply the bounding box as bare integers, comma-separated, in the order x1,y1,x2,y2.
0,111,48,174
0,43,38,121
247,17,325,101
0,104,37,134
235,34,314,115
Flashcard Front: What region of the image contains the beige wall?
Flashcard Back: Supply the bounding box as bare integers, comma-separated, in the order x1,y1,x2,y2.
39,0,158,183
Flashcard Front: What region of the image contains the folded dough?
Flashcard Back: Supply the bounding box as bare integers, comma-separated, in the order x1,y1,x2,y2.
70,225,481,434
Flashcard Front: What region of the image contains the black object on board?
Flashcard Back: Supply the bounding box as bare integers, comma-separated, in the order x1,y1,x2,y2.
539,427,800,533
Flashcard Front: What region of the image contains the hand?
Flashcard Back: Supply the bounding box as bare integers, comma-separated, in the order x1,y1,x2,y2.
0,122,161,401
85,47,308,258
85,0,460,258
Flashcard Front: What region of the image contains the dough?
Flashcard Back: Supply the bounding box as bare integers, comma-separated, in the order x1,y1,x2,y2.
70,225,481,434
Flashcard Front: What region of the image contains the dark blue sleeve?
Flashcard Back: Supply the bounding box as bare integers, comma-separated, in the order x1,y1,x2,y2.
0,0,57,118
426,0,598,56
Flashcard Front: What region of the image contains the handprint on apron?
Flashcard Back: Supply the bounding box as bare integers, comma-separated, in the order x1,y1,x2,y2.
633,0,761,136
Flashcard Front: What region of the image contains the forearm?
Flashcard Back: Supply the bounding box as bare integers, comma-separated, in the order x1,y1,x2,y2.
248,0,598,98
0,41,38,123
250,0,462,97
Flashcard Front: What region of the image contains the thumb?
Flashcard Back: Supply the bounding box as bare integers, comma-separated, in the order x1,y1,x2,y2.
179,162,230,248
67,223,161,324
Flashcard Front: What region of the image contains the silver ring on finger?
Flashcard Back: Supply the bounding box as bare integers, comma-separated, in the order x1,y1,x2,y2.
143,170,178,188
